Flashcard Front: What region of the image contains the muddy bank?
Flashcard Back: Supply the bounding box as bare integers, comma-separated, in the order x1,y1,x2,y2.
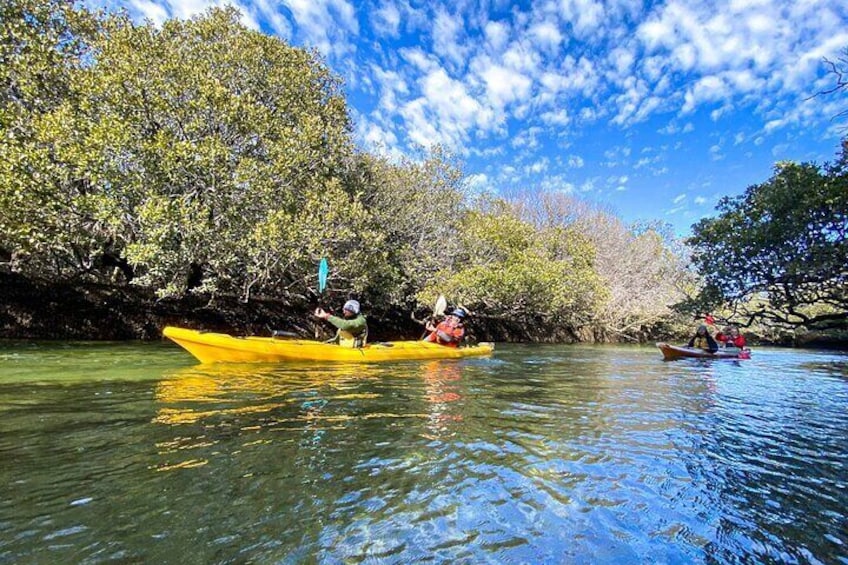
0,273,587,343
4,273,844,347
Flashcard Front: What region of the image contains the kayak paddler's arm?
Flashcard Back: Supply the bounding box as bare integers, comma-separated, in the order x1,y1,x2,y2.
326,315,366,334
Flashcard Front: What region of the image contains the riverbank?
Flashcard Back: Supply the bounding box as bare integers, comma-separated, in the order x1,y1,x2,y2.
2,273,845,347
0,272,588,343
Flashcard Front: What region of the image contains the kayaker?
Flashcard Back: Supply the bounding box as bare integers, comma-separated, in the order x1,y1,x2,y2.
725,326,746,348
715,325,732,345
687,324,719,353
424,307,467,347
314,299,368,347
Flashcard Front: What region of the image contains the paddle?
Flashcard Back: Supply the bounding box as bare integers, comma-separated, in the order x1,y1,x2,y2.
318,257,328,297
433,295,447,318
420,294,448,339
315,258,329,338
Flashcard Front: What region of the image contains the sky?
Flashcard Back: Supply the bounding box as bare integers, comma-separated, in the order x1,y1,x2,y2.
89,0,848,235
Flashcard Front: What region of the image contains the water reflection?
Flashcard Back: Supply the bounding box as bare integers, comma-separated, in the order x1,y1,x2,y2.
153,363,384,425
421,360,464,440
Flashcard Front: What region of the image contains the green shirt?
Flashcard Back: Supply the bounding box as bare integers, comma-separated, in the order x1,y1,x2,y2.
326,313,367,335
326,313,368,347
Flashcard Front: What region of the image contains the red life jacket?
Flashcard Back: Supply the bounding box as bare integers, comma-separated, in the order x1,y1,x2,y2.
426,319,465,347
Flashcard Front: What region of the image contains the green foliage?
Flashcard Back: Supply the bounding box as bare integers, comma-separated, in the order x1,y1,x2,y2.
0,1,695,341
422,200,606,326
687,145,848,329
0,0,100,272
1,4,368,299
353,148,466,305
505,192,692,338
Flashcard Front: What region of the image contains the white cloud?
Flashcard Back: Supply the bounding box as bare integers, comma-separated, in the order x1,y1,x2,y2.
370,64,409,113
464,173,491,193
432,7,468,67
401,47,437,73
710,144,724,160
525,158,549,175
511,126,544,149
567,155,584,168
558,0,605,39
372,1,401,37
131,0,170,25
473,56,533,109
609,46,636,77
357,118,399,150
282,0,358,57
579,178,597,193
540,108,571,126
694,196,707,205
484,20,510,52
540,174,576,193
682,75,730,113
400,65,497,149
634,0,848,121
673,193,686,204
540,56,598,98
529,21,563,52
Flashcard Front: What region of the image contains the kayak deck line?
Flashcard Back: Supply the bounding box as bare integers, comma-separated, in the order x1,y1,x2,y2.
163,326,494,364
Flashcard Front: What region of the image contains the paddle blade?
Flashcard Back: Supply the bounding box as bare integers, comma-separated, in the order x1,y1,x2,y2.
318,258,329,293
433,295,447,317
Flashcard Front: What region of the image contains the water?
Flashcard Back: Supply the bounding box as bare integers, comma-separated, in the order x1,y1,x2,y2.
0,341,846,563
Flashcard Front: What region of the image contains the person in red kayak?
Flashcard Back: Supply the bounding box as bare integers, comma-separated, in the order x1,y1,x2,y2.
724,326,746,349
424,307,467,347
687,324,719,353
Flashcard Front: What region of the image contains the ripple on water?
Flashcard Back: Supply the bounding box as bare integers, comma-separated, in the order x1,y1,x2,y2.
0,344,846,562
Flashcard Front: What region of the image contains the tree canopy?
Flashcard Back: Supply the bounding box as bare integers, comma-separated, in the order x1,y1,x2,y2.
0,0,692,341
686,142,848,329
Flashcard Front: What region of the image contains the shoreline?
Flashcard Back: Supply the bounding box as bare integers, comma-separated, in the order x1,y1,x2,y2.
2,273,845,348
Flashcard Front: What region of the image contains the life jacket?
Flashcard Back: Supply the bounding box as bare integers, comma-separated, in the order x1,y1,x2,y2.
728,335,746,348
330,314,368,348
691,336,710,350
338,327,367,348
426,319,464,347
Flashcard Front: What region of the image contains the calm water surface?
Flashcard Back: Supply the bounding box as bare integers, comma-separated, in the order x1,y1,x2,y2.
0,341,846,563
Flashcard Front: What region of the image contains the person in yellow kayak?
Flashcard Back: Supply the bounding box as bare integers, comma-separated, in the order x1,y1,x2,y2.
314,299,368,347
424,307,467,347
687,324,719,353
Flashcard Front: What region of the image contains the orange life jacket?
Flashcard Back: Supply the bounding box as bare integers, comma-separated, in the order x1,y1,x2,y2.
426,319,465,347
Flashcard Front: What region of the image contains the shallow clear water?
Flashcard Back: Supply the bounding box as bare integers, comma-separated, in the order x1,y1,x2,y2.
0,341,846,563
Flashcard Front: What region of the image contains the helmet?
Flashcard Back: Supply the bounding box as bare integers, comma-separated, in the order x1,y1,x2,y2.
450,307,467,319
343,299,360,314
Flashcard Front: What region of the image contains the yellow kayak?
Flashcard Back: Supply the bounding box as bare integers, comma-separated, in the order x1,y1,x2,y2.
163,326,495,364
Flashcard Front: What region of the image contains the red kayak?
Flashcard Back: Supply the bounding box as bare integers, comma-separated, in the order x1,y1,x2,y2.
657,342,752,361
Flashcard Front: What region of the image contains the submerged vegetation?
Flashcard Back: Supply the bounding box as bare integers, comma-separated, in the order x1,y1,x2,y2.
1,0,845,343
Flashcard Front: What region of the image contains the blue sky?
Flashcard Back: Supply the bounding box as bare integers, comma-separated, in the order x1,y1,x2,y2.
91,0,848,235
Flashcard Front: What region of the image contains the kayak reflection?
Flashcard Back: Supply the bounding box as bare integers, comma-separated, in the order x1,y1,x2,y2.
420,360,464,439
153,363,385,425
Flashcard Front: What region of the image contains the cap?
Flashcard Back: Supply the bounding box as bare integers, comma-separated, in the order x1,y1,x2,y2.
450,307,467,319
343,299,360,314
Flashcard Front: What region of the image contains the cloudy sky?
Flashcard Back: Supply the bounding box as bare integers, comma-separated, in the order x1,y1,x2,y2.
90,0,848,234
